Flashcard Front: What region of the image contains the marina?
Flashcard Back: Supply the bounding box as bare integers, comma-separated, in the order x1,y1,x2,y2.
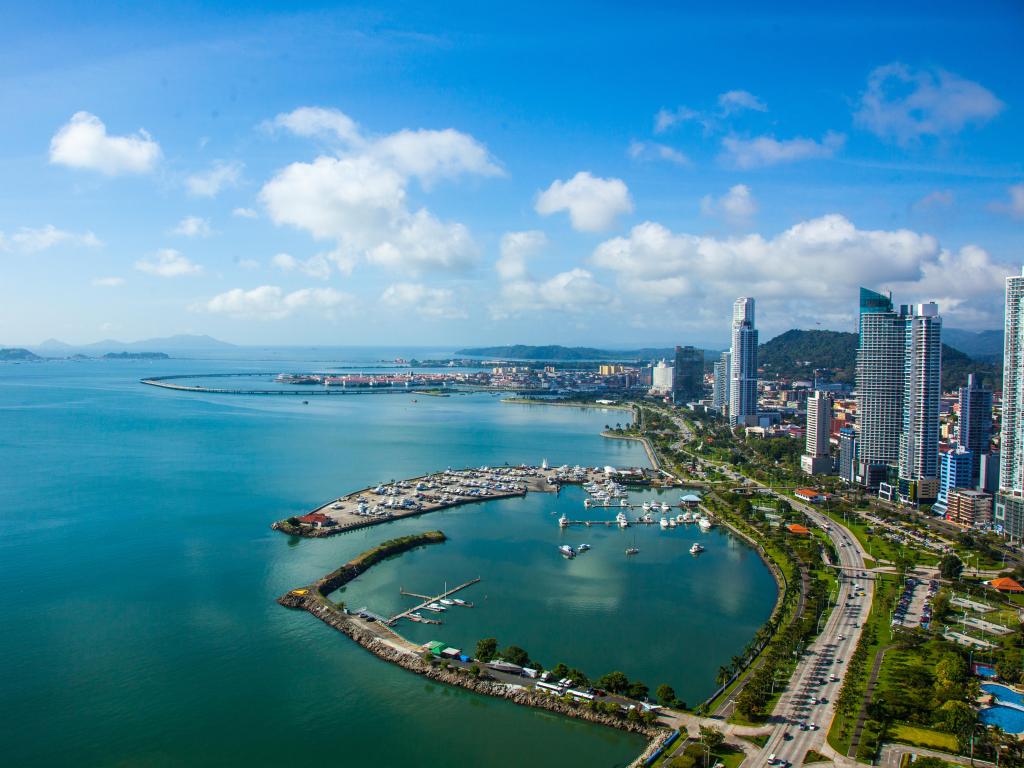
273,463,671,537
390,578,481,625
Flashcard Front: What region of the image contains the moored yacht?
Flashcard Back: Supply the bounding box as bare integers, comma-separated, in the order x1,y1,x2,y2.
659,516,669,529
698,516,712,530
559,514,569,528
616,511,629,528
559,544,576,559
690,542,705,554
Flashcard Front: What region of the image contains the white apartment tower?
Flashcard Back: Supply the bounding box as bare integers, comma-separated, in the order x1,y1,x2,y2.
898,303,942,503
729,297,758,426
801,391,834,475
996,268,1024,540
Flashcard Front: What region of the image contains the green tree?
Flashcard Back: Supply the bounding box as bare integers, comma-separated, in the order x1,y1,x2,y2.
550,662,570,679
935,700,977,747
568,668,590,687
656,683,677,706
628,681,649,700
501,645,530,667
699,725,725,751
598,671,630,694
939,554,964,580
475,637,498,662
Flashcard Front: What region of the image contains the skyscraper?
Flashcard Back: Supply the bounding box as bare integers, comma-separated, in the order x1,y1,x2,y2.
672,345,704,404
729,297,758,426
854,288,942,504
712,351,730,414
855,288,905,488
801,391,834,475
958,373,993,487
898,302,942,504
838,427,857,483
996,268,1024,541
935,446,974,516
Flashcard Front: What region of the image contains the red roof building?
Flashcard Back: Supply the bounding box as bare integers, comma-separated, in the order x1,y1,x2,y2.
989,577,1024,593
297,512,333,528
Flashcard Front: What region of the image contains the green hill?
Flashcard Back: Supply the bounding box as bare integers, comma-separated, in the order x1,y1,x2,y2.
759,329,1000,390
0,348,42,361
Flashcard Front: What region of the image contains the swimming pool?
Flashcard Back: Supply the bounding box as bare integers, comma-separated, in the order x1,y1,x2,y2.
981,684,1024,733
974,663,997,678
980,705,1024,733
983,683,1024,707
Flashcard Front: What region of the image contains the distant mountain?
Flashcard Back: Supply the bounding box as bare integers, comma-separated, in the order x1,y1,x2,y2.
455,344,711,362
759,328,1001,390
32,334,235,353
0,347,42,361
942,329,1004,360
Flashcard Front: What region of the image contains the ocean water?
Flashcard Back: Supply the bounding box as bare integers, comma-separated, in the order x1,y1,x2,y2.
0,356,775,767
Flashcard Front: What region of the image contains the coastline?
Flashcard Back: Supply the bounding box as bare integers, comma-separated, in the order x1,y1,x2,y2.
501,397,634,412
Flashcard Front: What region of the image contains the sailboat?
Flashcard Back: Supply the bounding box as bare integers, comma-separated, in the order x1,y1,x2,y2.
625,533,639,556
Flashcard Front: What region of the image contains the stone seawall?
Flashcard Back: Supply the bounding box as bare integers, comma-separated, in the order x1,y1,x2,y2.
279,591,662,740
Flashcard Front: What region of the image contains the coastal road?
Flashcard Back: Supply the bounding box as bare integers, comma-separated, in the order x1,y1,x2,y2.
673,452,872,767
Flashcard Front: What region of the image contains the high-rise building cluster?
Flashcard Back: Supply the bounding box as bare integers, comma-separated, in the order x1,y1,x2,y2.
848,288,943,504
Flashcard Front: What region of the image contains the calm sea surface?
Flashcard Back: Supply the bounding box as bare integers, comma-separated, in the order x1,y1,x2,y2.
0,355,775,767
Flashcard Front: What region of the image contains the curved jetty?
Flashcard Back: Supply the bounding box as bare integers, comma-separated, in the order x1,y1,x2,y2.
278,532,664,744
272,463,661,537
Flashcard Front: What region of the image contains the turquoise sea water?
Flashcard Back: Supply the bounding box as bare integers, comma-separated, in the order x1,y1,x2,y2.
0,357,776,767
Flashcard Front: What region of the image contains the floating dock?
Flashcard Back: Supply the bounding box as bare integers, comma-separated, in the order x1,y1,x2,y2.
389,578,481,626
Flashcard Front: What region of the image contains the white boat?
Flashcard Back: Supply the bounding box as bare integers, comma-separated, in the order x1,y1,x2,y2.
578,543,591,552
440,599,455,606
698,517,712,530
690,543,705,554
661,503,670,513
616,512,629,528
620,498,629,507
642,502,652,512
682,511,694,523
559,544,576,559
675,514,685,524
559,514,569,528
429,602,447,611
625,546,639,555
668,518,677,528
659,516,669,529
584,499,592,508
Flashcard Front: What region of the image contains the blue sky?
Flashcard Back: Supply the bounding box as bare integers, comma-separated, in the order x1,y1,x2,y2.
2,1,1022,347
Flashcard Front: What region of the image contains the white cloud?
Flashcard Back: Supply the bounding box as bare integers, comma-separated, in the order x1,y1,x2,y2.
717,90,768,115
237,258,260,270
989,184,1024,220
135,249,203,278
700,184,758,225
493,268,611,319
5,225,102,253
198,285,355,320
654,106,702,134
365,209,478,274
627,141,690,166
268,106,363,144
589,214,1015,329
171,216,213,238
186,160,243,197
260,108,495,277
912,190,955,213
535,172,633,232
855,63,1004,144
720,132,844,168
232,207,258,219
380,282,467,319
91,276,125,287
49,112,161,175
496,230,547,281
272,251,332,280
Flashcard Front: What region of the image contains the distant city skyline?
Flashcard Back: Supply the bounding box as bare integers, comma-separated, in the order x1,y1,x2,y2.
2,3,1023,346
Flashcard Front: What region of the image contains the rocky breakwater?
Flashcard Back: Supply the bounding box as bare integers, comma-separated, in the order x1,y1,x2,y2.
278,530,665,747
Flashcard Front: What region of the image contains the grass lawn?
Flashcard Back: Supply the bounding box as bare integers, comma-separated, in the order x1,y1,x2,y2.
804,749,829,763
891,723,959,752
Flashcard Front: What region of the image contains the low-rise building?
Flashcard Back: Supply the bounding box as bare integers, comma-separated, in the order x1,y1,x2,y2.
944,489,993,529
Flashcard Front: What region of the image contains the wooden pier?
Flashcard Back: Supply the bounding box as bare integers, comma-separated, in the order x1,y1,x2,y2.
389,577,481,625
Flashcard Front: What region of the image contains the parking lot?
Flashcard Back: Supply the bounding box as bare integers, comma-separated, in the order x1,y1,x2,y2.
891,577,937,630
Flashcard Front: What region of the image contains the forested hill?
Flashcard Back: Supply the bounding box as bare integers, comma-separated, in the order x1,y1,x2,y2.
759,329,1001,390
456,344,683,361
